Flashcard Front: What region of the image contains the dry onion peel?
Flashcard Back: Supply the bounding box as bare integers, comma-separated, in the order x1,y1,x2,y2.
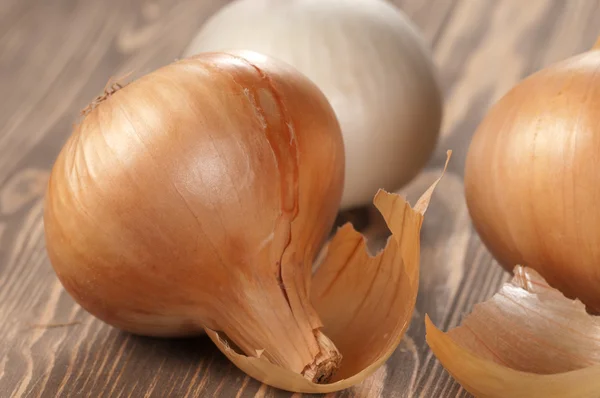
426,266,600,398
207,151,451,393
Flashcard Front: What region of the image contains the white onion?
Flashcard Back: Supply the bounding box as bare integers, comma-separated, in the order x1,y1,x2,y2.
184,0,443,209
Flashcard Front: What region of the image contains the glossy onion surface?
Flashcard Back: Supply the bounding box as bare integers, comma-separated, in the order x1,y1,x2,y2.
44,51,345,378
465,48,600,312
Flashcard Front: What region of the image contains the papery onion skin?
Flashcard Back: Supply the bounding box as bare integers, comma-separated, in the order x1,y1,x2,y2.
207,154,450,393
43,51,344,381
184,0,442,210
465,45,600,312
425,266,600,398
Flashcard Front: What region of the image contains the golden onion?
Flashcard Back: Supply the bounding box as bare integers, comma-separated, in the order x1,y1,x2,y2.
465,40,600,312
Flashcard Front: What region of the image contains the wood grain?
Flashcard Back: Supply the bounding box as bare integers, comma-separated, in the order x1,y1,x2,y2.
1,0,599,397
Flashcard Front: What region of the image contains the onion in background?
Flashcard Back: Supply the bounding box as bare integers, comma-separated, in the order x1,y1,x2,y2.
184,0,443,210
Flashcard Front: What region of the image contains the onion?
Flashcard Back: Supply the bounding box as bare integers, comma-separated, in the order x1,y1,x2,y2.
45,51,344,382
44,50,448,392
427,37,600,398
465,39,600,312
184,0,443,210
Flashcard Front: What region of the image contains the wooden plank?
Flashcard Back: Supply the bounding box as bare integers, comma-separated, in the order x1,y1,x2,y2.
0,0,599,397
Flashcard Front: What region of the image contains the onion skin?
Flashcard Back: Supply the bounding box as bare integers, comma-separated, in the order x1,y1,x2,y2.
43,51,344,380
465,46,600,312
426,266,600,398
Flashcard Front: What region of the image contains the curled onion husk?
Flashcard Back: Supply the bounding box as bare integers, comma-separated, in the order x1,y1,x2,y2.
426,266,600,398
208,152,450,392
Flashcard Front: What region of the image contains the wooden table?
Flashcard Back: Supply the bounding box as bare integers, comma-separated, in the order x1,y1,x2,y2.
1,1,599,396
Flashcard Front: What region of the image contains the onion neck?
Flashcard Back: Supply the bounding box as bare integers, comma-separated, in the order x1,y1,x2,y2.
211,216,341,382
231,184,342,381
303,330,342,382
215,255,342,382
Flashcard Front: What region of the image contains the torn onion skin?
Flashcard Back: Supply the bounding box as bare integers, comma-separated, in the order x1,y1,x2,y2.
208,152,450,393
44,51,345,382
426,266,600,398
